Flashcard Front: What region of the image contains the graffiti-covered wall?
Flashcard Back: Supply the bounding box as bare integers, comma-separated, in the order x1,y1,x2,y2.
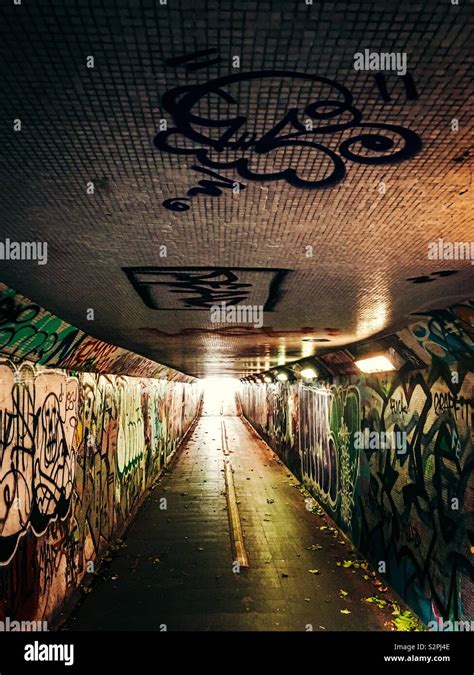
0,283,202,624
0,359,201,623
239,301,473,626
0,283,194,382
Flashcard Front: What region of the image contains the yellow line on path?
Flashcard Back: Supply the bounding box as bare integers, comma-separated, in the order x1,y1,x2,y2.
223,452,249,569
221,420,230,455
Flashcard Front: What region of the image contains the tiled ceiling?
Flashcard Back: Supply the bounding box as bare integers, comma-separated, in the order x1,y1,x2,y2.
0,0,472,377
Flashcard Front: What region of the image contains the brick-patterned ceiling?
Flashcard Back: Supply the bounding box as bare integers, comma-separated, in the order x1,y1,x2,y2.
0,0,472,377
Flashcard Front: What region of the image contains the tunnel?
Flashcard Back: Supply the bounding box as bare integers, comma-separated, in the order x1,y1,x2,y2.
0,0,472,670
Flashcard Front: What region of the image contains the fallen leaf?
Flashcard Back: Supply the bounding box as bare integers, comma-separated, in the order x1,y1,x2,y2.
364,595,387,609
340,609,351,614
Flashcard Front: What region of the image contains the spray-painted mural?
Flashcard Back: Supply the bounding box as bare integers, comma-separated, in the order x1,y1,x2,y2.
0,360,201,623
239,381,299,475
0,283,194,381
239,300,473,626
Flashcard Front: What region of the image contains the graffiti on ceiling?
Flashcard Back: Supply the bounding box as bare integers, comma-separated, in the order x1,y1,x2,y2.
154,52,423,212
123,267,289,311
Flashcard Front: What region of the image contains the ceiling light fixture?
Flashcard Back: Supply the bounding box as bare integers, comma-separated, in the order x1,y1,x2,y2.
354,354,396,373
300,367,318,380
276,371,288,382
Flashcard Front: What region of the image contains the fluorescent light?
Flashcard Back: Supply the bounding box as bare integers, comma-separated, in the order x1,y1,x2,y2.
354,355,395,373
276,371,288,382
300,367,318,380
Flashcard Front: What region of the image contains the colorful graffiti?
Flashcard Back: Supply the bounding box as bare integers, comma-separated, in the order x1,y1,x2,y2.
0,283,194,382
299,385,361,524
0,359,201,622
239,381,299,475
409,300,474,365
239,300,473,625
0,362,78,566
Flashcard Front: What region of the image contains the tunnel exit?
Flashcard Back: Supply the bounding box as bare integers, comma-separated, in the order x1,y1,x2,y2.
201,377,240,416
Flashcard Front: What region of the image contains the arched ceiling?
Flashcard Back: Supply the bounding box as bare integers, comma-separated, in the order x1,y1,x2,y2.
0,0,472,377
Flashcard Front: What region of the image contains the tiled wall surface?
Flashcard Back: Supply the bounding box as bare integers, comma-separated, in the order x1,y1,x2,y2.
0,285,201,623
239,300,473,625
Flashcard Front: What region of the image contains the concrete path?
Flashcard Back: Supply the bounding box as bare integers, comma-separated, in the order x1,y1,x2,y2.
66,395,404,631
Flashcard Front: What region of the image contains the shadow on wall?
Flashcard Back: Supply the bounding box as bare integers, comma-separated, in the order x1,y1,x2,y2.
239,300,474,626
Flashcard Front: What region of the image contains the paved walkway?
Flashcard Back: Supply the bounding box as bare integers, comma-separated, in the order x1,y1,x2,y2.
66,393,403,631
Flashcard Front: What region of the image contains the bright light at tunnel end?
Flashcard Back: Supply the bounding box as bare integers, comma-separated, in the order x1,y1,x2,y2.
201,377,240,413
354,354,396,373
202,376,240,388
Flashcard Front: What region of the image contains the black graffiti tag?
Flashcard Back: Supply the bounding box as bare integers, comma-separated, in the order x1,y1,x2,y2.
154,69,422,212
154,269,252,308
